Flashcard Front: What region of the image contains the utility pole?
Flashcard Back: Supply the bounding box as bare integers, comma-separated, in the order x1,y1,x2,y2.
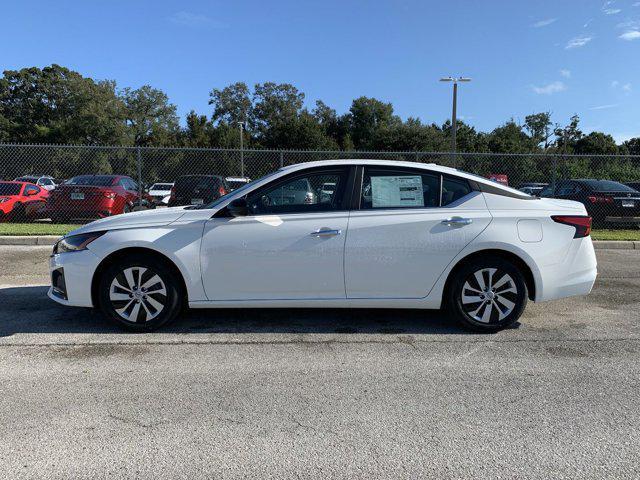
238,121,245,178
440,77,471,153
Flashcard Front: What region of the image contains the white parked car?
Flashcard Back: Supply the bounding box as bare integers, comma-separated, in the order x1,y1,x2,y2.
147,182,174,205
49,160,597,332
14,175,57,191
225,176,251,191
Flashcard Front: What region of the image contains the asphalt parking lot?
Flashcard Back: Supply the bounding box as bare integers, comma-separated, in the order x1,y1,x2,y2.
0,246,639,478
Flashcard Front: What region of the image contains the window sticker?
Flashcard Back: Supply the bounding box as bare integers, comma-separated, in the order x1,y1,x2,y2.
371,175,424,208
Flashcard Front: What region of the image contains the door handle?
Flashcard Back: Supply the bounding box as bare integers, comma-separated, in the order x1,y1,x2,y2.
310,228,342,237
441,217,473,226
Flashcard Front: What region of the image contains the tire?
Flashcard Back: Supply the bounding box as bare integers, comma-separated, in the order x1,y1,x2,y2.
10,203,26,222
446,256,528,333
122,204,132,214
97,254,183,332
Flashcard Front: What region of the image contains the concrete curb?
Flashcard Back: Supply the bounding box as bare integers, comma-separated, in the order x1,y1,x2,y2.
0,236,637,249
0,236,60,246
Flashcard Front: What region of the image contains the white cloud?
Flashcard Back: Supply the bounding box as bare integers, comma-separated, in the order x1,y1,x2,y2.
531,81,567,95
589,104,619,110
532,18,557,28
623,83,632,92
611,80,620,88
560,69,571,78
619,30,640,40
603,8,622,14
633,1,640,6
169,11,224,28
565,35,592,49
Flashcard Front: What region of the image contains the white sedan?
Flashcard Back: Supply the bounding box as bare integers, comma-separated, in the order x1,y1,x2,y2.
48,160,597,332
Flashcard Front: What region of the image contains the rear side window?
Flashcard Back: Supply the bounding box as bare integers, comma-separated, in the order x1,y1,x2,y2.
581,180,637,192
67,176,115,186
24,185,40,195
361,168,440,209
441,176,472,206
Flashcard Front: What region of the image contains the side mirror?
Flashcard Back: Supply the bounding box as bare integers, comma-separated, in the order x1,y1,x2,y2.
227,198,248,217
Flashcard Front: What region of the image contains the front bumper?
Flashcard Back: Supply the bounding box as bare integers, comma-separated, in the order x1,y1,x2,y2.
48,249,102,307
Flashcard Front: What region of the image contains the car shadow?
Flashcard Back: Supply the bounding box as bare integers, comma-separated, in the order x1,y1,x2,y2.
0,286,500,337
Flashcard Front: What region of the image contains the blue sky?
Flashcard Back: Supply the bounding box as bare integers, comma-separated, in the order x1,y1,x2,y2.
1,0,639,141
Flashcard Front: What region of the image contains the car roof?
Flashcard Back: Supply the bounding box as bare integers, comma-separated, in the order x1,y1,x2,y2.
280,159,528,197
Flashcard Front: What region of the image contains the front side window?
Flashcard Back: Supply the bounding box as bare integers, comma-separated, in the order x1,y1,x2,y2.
247,169,347,215
361,168,440,209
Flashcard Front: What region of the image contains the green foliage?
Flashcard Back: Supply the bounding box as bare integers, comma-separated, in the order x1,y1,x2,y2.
1,66,639,185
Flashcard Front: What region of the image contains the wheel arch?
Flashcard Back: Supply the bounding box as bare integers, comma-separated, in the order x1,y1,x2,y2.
443,249,537,301
91,247,188,308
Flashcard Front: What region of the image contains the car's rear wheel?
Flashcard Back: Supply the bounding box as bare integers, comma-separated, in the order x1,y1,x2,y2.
447,257,528,332
98,255,183,332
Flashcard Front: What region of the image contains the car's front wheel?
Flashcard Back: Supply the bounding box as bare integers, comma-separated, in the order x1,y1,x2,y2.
97,254,183,332
447,257,528,332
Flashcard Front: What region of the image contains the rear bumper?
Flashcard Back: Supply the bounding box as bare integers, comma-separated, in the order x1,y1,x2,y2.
536,236,597,302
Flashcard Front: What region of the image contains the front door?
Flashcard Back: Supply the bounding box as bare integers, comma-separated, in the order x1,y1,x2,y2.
201,167,352,301
345,166,492,299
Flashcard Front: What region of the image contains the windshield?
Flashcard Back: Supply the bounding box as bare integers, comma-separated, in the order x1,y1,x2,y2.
194,170,283,209
66,175,115,186
0,183,22,195
151,183,173,190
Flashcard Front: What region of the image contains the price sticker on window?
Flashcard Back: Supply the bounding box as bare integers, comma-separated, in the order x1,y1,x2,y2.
371,175,424,208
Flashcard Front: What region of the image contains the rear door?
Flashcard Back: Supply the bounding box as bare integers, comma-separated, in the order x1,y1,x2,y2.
345,166,492,299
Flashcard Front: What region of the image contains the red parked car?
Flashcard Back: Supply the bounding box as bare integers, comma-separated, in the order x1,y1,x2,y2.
46,175,152,223
0,181,49,221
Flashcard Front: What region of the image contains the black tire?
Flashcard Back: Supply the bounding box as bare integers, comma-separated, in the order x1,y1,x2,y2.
10,203,26,222
446,256,528,333
97,254,183,332
122,204,132,214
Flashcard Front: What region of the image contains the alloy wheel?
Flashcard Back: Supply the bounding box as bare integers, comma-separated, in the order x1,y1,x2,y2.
460,267,518,324
109,267,167,323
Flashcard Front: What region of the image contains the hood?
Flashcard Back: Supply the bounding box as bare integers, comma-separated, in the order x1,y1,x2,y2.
68,206,190,236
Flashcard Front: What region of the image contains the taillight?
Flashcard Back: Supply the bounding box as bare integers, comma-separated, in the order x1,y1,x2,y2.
169,186,176,200
587,195,613,204
552,215,592,238
218,186,227,196
103,192,116,199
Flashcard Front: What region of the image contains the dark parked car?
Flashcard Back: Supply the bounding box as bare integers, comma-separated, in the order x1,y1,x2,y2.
626,182,640,192
541,179,640,226
167,175,229,207
45,175,152,222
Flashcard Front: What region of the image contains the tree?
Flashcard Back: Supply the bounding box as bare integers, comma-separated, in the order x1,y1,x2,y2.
209,82,252,127
554,114,583,153
0,64,126,145
487,121,538,153
621,138,640,156
120,85,179,146
573,132,618,155
349,97,398,150
181,111,213,147
524,112,554,150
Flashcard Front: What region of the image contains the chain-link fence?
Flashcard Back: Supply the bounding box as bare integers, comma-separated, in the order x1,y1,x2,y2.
0,144,639,227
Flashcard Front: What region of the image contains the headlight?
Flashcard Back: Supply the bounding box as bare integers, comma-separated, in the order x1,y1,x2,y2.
53,231,106,254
